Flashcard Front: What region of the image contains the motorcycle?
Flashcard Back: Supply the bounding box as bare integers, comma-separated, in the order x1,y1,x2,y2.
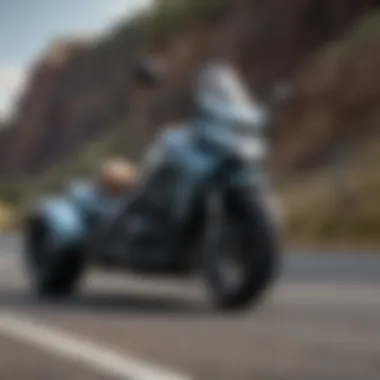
23,61,282,311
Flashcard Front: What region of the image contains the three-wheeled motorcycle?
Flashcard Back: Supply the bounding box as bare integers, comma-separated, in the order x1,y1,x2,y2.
23,61,282,311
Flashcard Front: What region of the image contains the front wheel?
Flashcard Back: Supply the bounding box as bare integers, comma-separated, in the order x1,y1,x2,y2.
201,189,281,311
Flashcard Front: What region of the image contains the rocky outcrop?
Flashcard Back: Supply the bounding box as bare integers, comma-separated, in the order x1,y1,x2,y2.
0,35,137,177
271,11,380,176
0,0,378,179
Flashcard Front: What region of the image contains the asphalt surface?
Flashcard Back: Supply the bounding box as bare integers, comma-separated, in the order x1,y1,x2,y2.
0,234,380,380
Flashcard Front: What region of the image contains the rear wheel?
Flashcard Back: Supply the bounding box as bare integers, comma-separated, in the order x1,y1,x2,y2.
202,189,281,311
23,213,85,297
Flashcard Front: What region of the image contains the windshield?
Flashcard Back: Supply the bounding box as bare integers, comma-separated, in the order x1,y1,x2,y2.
195,61,267,128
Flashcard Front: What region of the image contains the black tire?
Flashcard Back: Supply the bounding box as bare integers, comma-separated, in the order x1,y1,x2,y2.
202,188,281,311
23,213,85,297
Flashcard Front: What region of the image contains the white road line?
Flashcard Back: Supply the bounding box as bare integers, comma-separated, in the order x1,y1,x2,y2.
0,312,192,380
0,262,16,272
0,256,18,265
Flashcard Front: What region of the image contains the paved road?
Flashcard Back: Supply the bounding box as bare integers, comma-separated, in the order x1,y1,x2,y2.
0,235,379,380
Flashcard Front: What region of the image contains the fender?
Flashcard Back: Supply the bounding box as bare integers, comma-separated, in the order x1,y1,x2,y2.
32,196,87,251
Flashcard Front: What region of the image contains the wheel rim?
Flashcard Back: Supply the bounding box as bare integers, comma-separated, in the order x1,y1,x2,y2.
214,222,246,291
204,197,249,296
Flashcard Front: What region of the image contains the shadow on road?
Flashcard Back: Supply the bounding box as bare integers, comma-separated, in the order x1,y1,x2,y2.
0,289,218,317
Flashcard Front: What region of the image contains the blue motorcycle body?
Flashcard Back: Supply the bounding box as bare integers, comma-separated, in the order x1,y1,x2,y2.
23,62,280,310
32,182,124,251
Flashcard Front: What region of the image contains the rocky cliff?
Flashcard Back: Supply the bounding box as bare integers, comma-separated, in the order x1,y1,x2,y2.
0,0,378,179
271,10,380,176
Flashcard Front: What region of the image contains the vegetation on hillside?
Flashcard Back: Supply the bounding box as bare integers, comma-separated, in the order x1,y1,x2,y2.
145,0,230,39
0,127,127,210
93,0,230,58
281,137,380,249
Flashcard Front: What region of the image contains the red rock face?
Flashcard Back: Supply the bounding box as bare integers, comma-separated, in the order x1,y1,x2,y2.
0,0,377,179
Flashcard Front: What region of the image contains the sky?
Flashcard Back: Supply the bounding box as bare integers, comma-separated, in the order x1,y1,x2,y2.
0,0,154,120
